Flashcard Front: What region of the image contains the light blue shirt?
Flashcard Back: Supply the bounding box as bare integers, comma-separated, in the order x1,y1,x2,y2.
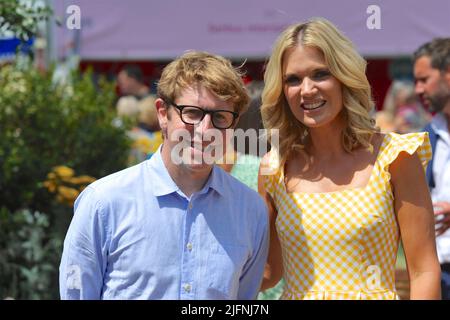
59,147,269,300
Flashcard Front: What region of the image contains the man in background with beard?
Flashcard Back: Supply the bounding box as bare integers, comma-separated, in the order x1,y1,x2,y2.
414,38,450,299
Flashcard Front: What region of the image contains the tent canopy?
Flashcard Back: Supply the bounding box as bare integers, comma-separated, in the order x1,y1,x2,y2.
54,0,450,60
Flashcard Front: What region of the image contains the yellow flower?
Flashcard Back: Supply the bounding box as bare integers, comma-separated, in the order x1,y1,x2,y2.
47,172,56,180
133,137,152,153
57,185,79,201
56,193,75,206
53,166,75,178
43,180,57,193
149,131,163,154
65,175,96,185
43,166,96,206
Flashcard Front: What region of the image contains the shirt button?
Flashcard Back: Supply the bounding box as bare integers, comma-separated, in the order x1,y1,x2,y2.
188,203,193,210
183,283,192,293
186,243,193,251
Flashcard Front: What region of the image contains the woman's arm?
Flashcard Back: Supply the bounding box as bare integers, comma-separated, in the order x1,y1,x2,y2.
258,161,283,291
390,151,441,299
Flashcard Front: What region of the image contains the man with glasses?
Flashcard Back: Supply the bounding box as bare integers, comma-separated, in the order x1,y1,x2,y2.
59,51,269,300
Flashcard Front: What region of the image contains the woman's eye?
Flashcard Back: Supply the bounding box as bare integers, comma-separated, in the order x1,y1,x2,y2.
285,75,301,85
313,70,330,80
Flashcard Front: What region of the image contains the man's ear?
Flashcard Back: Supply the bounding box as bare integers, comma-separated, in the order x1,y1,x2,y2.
155,98,168,138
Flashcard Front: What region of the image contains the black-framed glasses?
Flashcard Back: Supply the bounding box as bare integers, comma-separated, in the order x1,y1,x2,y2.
165,100,239,129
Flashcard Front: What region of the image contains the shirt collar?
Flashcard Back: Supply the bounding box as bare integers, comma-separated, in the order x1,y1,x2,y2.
146,145,179,196
200,164,226,197
146,144,225,198
431,113,449,137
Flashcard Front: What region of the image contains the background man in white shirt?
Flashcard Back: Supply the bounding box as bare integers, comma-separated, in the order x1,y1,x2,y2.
414,38,450,299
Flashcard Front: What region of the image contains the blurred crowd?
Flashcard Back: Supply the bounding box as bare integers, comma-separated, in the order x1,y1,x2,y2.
376,80,432,134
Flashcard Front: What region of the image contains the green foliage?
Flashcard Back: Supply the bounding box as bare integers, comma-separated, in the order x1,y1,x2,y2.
0,208,62,299
0,0,52,41
0,63,130,213
0,63,131,299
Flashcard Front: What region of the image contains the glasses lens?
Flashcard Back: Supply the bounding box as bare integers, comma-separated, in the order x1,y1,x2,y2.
179,105,236,129
212,111,235,129
181,107,204,124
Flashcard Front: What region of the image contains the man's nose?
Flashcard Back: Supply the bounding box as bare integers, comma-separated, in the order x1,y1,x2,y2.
196,113,215,131
415,81,424,96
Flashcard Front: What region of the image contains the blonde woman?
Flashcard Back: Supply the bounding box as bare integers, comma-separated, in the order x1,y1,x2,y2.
258,18,441,299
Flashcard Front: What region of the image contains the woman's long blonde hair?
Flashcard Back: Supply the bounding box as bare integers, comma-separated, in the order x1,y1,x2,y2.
261,18,377,169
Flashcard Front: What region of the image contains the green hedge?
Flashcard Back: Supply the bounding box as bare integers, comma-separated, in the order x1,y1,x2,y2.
0,63,131,299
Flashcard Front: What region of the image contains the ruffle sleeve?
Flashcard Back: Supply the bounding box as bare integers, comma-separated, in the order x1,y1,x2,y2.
380,132,431,173
259,150,281,198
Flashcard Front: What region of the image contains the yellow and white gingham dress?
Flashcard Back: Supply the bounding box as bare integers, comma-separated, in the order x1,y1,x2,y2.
263,132,431,300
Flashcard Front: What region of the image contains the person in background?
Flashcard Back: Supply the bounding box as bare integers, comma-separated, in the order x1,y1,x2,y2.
259,18,441,300
413,38,450,299
217,79,286,299
218,79,265,190
59,51,269,299
126,94,163,164
117,64,151,99
376,80,431,133
115,64,153,121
